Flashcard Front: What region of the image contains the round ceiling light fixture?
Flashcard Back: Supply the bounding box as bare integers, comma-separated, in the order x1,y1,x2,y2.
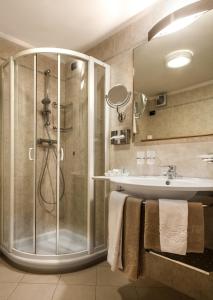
148,0,213,41
166,50,193,69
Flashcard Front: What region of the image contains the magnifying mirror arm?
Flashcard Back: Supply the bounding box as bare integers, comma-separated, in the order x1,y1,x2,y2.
116,106,126,122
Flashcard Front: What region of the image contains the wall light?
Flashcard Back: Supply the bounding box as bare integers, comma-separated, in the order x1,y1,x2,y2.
148,0,213,41
166,50,193,69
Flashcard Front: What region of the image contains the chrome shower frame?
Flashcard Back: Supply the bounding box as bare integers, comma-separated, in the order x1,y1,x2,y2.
0,48,110,272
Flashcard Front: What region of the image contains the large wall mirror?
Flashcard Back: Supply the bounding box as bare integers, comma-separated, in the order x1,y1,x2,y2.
133,8,213,142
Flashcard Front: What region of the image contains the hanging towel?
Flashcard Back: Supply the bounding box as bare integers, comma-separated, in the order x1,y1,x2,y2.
144,200,205,254
122,197,143,280
187,202,204,253
144,200,160,251
159,199,188,255
107,191,128,271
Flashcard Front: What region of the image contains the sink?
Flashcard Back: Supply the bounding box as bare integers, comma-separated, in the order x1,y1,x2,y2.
93,176,213,200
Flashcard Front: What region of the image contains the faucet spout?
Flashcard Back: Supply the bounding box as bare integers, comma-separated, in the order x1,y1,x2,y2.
166,165,177,179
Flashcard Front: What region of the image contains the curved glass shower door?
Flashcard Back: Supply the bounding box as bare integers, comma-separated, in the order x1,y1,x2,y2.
1,47,109,272
14,55,36,253
58,56,88,254
13,52,88,255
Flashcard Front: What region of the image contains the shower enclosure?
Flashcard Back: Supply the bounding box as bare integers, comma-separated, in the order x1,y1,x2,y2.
0,48,110,272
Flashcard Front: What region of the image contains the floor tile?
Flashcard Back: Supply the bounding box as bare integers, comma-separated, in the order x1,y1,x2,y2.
59,267,96,285
53,285,95,300
97,267,132,287
0,262,24,283
21,273,60,284
96,261,110,268
8,283,56,300
136,287,194,300
96,286,139,300
134,276,165,287
0,283,17,300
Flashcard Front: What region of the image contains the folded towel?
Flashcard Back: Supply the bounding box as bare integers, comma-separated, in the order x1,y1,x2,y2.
144,200,160,251
187,202,204,253
122,197,143,280
107,191,128,271
159,199,188,255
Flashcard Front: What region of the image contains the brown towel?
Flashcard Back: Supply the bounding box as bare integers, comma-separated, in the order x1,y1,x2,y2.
144,200,204,253
187,203,204,253
144,200,160,251
122,197,143,280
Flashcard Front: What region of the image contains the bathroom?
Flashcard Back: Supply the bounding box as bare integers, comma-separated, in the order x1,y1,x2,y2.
0,0,213,299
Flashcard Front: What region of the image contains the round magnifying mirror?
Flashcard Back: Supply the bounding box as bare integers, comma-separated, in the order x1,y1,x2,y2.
107,84,130,108
106,84,131,122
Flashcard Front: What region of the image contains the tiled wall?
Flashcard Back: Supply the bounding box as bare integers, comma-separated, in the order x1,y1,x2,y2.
87,0,213,180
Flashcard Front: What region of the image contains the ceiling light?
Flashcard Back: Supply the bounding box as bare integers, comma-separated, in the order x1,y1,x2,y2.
148,0,213,41
166,50,193,69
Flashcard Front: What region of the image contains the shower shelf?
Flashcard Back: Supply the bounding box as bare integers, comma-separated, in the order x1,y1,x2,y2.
52,101,73,133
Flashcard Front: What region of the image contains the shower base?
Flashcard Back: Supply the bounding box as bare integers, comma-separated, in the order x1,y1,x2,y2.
0,229,107,273
14,229,87,254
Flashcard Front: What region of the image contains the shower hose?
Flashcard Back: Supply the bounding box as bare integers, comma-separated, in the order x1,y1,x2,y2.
37,121,65,214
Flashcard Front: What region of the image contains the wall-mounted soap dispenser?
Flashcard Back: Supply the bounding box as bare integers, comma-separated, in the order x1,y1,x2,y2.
111,129,131,145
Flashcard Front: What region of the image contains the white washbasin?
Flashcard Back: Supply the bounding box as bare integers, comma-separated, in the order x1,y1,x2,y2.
93,176,213,200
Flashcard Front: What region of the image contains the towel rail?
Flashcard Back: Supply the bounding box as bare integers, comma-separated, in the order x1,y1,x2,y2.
117,189,213,208
140,201,213,208
143,201,213,208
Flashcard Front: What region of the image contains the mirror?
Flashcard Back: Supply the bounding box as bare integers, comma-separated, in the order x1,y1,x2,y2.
133,9,213,142
106,84,131,122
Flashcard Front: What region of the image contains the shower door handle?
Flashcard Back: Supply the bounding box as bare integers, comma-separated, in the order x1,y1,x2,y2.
60,147,64,161
28,147,34,161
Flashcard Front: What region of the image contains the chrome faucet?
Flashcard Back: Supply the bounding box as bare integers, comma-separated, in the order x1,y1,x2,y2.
166,165,177,179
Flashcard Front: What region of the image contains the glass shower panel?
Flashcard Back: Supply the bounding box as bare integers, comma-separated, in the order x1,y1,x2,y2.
35,54,58,254
13,55,35,253
94,63,106,248
59,56,88,254
1,63,11,250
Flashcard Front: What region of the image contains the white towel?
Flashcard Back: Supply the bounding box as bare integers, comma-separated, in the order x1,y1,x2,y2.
159,199,188,255
107,191,128,271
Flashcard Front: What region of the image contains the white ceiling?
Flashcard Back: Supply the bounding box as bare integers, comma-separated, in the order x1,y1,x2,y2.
0,0,157,52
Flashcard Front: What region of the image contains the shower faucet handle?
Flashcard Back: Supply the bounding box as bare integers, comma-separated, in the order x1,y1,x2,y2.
28,147,34,161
